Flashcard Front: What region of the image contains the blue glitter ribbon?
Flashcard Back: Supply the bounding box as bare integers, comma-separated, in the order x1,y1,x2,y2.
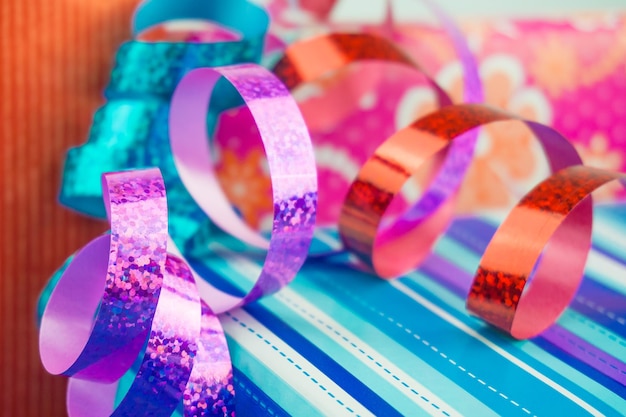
59,0,269,245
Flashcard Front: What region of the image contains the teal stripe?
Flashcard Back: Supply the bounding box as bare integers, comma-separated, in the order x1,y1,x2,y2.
314,229,626,408
223,322,325,417
210,241,598,416
313,231,625,414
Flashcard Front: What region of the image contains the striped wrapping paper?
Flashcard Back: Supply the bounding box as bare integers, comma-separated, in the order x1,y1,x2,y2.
180,206,626,416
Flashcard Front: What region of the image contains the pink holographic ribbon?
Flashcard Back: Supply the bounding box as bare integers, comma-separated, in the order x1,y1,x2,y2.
40,169,241,416
40,62,318,416
40,169,169,382
169,63,318,313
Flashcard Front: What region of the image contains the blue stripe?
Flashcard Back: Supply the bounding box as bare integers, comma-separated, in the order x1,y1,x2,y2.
529,337,626,400
232,367,291,417
240,302,405,417
406,266,626,412
289,228,626,413
574,279,626,338
418,257,626,398
189,259,405,417
196,241,483,416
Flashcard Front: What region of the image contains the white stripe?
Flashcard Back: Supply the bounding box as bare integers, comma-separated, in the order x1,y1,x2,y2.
592,214,626,249
389,280,606,417
223,308,375,417
209,241,462,417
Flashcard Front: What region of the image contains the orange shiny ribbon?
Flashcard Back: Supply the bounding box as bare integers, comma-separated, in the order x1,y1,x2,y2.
273,32,451,106
468,165,625,339
338,103,585,278
334,101,626,340
271,33,621,340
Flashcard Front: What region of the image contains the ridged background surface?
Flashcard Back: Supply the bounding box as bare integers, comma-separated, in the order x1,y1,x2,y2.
0,1,136,415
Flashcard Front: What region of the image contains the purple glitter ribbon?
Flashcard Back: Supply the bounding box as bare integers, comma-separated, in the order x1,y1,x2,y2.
40,169,239,416
39,63,318,416
169,63,318,313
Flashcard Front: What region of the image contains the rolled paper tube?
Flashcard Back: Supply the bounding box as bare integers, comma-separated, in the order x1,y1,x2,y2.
338,103,586,278
40,169,168,381
59,0,268,220
468,166,626,339
169,63,318,312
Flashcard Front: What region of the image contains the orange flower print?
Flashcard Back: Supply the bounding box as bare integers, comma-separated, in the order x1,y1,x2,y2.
529,34,579,98
575,133,624,201
216,149,273,228
396,54,553,214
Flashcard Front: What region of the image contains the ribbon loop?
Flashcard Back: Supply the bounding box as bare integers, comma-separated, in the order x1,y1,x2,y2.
169,63,318,312
468,166,625,339
339,104,585,278
40,169,168,381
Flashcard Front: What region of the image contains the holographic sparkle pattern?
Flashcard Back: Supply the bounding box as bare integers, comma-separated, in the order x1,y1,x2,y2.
183,303,236,417
60,38,264,226
43,168,238,416
337,104,585,279
39,168,168,381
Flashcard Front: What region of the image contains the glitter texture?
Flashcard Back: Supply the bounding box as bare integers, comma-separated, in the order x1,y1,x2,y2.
183,303,236,417
59,38,264,226
40,168,168,381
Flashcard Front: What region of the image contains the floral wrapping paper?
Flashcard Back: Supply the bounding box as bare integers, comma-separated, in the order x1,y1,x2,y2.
2,1,626,415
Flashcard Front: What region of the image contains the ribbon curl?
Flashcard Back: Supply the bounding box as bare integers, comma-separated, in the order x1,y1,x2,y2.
40,63,318,415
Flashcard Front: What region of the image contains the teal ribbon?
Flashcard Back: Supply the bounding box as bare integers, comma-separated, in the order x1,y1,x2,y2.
59,0,269,244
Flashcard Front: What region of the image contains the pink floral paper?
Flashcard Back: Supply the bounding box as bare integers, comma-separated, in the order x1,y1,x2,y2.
214,9,626,227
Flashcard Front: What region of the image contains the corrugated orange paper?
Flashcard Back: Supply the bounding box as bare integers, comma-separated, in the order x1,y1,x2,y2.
0,1,138,415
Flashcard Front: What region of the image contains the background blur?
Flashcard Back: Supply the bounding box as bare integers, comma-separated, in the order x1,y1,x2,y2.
1,1,624,416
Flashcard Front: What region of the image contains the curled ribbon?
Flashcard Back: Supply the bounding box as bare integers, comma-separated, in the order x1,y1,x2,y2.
334,102,625,342
337,103,584,278
468,165,626,339
40,63,317,414
267,34,481,275
40,169,208,416
168,63,318,312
